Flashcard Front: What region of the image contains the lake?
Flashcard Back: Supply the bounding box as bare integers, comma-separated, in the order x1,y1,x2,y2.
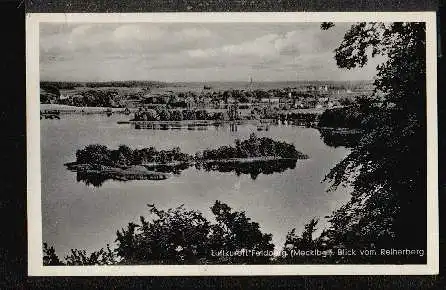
41,114,351,257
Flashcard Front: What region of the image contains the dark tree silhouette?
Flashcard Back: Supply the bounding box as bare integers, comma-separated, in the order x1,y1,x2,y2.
115,204,211,264
208,201,275,264
114,201,275,264
64,245,117,265
280,218,330,264
320,22,427,262
44,201,277,265
43,243,64,266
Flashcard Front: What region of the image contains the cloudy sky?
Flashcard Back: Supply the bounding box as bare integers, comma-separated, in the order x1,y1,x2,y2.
40,22,381,82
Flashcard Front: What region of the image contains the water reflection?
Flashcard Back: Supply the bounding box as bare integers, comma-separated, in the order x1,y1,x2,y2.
134,122,210,131
196,159,297,180
74,159,298,187
144,162,190,174
131,119,318,132
75,170,169,187
133,121,254,132
76,171,121,187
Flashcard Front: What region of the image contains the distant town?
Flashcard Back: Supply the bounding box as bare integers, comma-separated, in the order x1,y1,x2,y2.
40,80,374,124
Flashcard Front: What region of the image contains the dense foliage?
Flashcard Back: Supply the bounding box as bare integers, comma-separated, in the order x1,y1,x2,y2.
40,83,60,104
70,136,307,186
200,133,308,160
133,108,227,121
40,90,59,104
279,218,329,264
319,22,427,260
58,89,125,107
318,128,362,148
44,201,275,265
64,245,117,265
317,97,376,129
75,144,191,167
43,243,64,265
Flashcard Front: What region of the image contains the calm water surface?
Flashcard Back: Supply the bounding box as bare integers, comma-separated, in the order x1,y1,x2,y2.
41,114,351,256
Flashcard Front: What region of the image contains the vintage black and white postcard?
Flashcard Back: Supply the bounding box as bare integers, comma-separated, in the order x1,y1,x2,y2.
26,12,438,275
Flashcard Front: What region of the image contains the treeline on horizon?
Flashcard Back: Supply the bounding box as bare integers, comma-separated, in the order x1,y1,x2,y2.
41,79,371,88
41,80,168,90
59,90,128,108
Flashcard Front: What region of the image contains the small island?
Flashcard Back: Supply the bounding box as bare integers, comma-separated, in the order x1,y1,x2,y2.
65,144,191,185
65,133,309,185
198,133,308,161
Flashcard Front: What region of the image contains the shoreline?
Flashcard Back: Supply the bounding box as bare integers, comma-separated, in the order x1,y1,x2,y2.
40,104,136,114
65,156,308,182
197,156,308,163
117,119,272,125
65,163,170,181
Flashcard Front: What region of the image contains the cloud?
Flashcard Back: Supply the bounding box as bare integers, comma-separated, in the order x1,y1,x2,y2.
221,34,278,57
112,24,165,41
176,27,213,39
70,24,93,36
40,23,217,57
39,22,379,82
171,29,336,71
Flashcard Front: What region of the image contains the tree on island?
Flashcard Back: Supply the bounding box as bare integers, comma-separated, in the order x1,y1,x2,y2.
75,144,112,166
200,133,307,161
71,135,307,171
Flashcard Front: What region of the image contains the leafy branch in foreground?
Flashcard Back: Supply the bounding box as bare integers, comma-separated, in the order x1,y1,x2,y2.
43,242,119,266
320,22,427,256
64,244,117,265
44,201,275,265
43,243,64,266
